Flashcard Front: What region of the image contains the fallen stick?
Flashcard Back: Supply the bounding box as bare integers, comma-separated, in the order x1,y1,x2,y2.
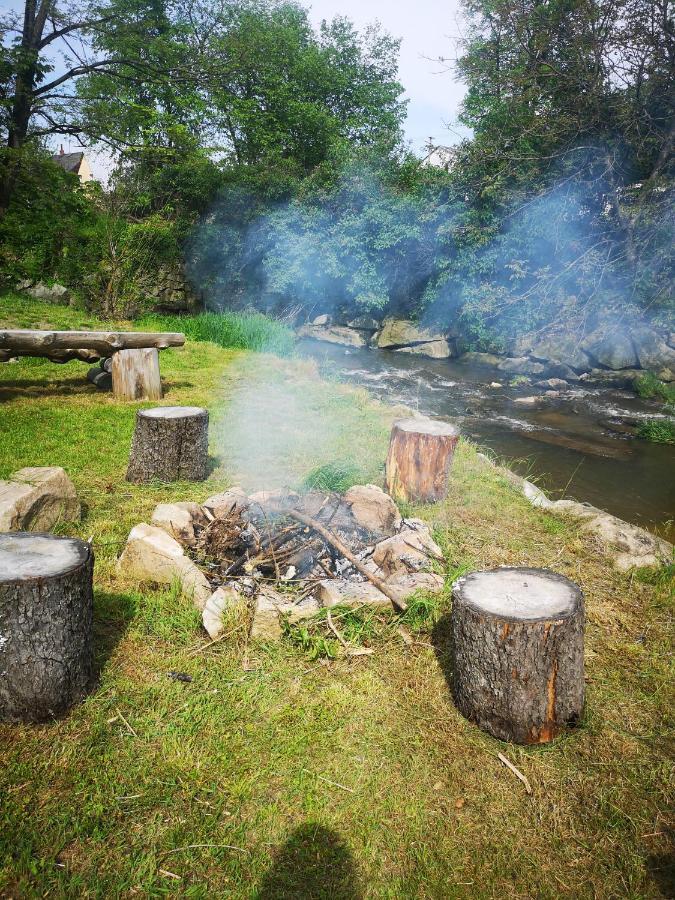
281,508,408,612
497,752,532,794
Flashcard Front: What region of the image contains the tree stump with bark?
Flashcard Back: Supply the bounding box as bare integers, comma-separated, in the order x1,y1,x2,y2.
451,567,584,744
112,348,162,401
0,532,94,723
385,417,459,503
126,406,209,483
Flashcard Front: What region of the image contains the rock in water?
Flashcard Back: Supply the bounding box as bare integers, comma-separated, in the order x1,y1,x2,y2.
376,318,447,349
0,466,80,532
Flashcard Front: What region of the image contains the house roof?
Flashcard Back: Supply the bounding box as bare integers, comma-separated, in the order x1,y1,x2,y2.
52,151,85,174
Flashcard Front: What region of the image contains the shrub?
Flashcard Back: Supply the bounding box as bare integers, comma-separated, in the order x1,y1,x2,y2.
636,418,675,444
634,372,675,404
139,311,296,355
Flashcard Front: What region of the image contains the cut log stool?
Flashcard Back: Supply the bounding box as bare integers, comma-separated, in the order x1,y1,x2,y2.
0,533,94,723
385,417,459,503
451,567,584,744
126,406,209,483
112,348,162,401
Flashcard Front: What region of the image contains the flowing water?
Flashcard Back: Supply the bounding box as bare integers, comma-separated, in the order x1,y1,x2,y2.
300,340,675,541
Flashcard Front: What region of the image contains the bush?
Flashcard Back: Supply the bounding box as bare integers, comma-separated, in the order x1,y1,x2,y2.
634,372,675,404
139,311,296,355
636,418,675,444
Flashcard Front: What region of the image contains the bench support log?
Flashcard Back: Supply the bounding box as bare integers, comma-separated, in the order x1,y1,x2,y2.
112,348,162,401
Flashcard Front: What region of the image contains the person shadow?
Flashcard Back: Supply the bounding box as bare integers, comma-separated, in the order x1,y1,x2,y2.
255,823,362,900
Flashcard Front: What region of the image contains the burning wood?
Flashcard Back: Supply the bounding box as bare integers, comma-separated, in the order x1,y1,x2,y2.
118,483,446,645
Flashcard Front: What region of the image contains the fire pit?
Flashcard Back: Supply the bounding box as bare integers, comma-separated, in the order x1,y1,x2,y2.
118,484,445,646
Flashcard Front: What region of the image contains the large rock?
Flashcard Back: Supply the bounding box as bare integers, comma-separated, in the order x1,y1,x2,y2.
630,326,675,381
376,319,447,350
0,466,80,532
371,521,443,577
344,484,401,535
202,488,249,519
580,369,643,389
458,351,502,367
518,332,592,373
202,585,241,640
151,501,207,547
583,330,638,370
387,572,445,605
117,523,212,609
297,324,368,348
318,579,392,610
25,282,70,305
347,315,381,332
497,356,546,376
250,588,320,640
394,340,451,359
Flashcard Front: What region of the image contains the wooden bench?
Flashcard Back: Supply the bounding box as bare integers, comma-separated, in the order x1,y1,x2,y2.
0,329,185,400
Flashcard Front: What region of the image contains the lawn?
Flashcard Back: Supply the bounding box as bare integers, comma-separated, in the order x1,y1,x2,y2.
0,297,673,898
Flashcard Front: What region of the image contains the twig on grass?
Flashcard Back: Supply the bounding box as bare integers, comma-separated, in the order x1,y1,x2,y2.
301,768,355,793
326,609,348,648
497,752,532,794
161,843,248,859
115,707,139,739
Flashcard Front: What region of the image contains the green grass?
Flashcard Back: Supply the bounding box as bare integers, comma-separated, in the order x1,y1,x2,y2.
140,310,296,356
634,371,675,404
0,297,673,898
637,418,675,444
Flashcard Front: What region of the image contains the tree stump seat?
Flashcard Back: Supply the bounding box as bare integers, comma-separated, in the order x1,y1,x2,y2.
126,406,209,483
0,532,94,723
385,417,460,503
451,567,585,744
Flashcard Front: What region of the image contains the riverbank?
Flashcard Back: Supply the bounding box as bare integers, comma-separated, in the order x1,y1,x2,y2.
0,299,673,897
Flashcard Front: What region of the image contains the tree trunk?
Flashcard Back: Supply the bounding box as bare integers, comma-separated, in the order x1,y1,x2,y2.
126,406,209,483
451,567,584,744
0,329,185,356
385,417,459,503
0,532,94,723
112,348,162,401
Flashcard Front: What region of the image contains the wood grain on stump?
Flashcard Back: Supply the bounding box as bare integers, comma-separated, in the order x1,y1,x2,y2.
451,567,584,744
112,348,162,401
0,533,94,723
126,406,209,483
385,418,459,503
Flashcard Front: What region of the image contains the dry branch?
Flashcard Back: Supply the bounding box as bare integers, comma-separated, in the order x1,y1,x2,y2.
282,508,408,612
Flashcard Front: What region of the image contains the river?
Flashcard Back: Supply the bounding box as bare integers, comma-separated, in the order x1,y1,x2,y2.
300,339,675,541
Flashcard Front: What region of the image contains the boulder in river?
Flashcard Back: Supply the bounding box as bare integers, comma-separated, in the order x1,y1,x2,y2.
515,332,592,373
297,324,368,348
630,326,675,381
394,339,451,359
583,329,638,370
376,318,447,350
497,356,546,376
458,351,502,367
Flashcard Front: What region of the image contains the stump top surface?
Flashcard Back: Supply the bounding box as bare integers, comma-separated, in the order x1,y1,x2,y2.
453,567,581,621
394,417,459,437
0,533,90,582
140,405,207,420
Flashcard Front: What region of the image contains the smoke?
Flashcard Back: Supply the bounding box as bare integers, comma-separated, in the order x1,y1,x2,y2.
184,149,674,346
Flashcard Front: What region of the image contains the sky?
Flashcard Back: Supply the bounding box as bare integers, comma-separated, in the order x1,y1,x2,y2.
308,0,469,151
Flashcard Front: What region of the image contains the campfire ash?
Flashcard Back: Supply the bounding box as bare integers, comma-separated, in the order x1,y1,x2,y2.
118,484,445,646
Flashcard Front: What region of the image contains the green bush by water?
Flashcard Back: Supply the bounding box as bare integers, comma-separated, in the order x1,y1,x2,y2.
637,418,675,444
634,372,675,404
140,310,296,356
